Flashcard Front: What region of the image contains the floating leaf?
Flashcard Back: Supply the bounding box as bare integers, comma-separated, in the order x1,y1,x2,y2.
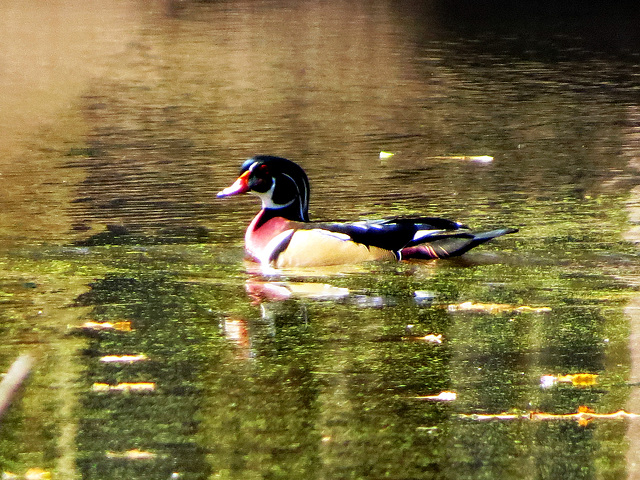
25,469,51,480
74,321,132,332
99,354,148,363
578,405,595,414
92,382,155,392
540,373,598,388
3,469,52,480
578,417,591,427
106,449,157,459
458,406,639,426
565,374,599,386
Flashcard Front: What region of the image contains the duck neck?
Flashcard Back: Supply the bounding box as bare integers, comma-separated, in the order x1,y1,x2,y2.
253,201,308,229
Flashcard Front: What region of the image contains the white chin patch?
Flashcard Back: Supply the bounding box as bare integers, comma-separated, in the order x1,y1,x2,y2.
254,180,294,210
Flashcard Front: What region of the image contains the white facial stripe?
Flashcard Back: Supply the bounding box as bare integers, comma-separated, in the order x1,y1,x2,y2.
253,178,295,210
281,172,307,219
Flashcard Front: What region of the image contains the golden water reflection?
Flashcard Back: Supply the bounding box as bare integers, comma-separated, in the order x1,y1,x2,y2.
0,0,149,245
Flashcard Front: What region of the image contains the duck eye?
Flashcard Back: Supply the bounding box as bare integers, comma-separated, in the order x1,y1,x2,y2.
248,163,273,193
254,164,270,178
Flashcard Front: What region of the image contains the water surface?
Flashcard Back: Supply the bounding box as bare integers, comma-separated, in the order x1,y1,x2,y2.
1,1,640,479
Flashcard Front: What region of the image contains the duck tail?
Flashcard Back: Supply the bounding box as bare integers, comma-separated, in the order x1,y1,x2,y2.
471,227,519,243
400,228,518,260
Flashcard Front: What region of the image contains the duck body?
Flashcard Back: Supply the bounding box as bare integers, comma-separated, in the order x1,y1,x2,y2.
245,212,397,268
218,156,517,268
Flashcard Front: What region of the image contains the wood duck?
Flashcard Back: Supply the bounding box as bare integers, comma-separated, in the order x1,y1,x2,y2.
218,155,517,269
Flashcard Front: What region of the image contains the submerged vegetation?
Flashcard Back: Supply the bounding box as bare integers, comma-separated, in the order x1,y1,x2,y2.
0,216,636,478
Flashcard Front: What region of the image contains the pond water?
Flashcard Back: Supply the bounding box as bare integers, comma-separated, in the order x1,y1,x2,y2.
1,1,640,479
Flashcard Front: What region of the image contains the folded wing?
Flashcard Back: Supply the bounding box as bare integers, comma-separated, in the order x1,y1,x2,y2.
305,217,516,259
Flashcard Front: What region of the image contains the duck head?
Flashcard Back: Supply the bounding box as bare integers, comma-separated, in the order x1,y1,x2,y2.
218,156,310,222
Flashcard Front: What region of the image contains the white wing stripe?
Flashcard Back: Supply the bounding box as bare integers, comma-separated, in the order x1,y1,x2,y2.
412,229,444,242
259,229,295,266
315,229,351,241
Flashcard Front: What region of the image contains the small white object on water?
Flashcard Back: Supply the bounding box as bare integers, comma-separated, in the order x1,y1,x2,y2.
100,354,148,363
379,151,395,159
414,290,435,305
414,391,457,401
418,334,443,344
469,155,493,163
540,375,557,389
431,155,493,163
